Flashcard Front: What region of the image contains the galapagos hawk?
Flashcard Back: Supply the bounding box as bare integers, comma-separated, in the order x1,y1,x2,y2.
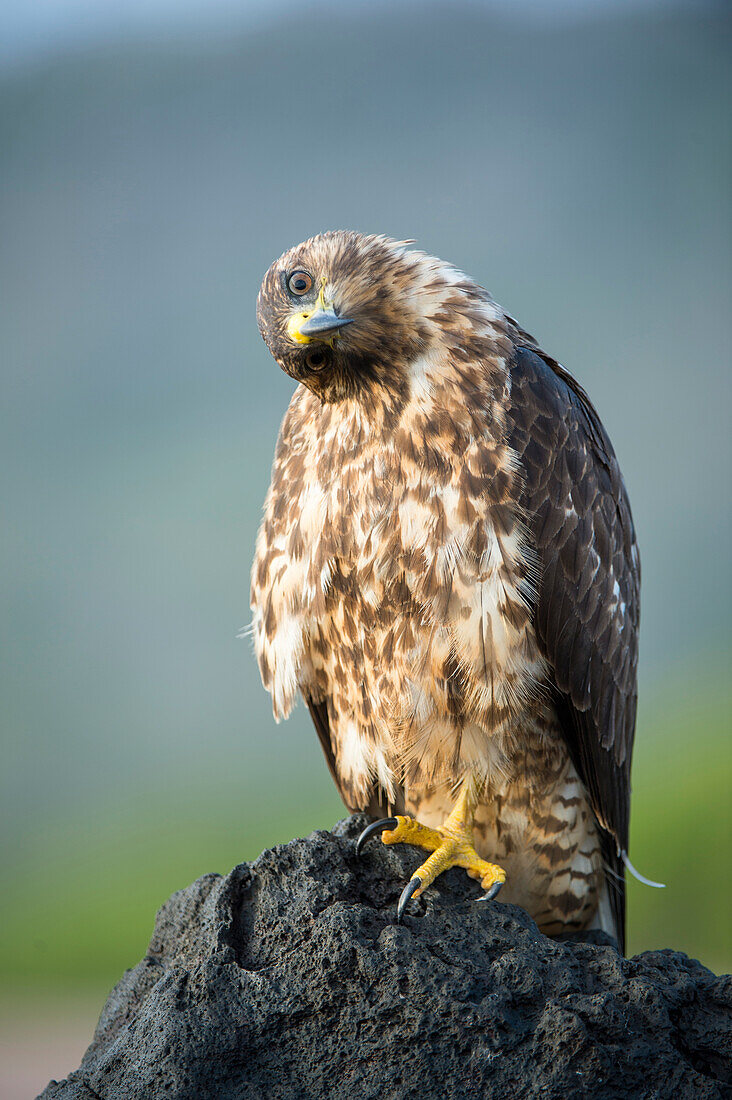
251,232,640,951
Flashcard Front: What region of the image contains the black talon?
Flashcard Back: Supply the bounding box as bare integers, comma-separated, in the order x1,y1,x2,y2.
477,880,503,903
397,877,422,922
355,817,398,856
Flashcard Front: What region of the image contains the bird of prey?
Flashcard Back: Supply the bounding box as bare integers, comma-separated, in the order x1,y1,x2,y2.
251,231,640,951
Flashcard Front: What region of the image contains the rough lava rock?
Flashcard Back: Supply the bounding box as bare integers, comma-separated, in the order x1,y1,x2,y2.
40,816,731,1099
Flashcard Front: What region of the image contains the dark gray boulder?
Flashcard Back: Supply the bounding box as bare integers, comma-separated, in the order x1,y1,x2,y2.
40,815,731,1100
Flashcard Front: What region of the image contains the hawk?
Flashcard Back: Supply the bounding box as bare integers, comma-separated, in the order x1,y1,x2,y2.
251,231,641,951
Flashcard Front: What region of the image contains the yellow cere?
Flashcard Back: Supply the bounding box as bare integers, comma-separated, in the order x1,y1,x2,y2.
287,311,314,344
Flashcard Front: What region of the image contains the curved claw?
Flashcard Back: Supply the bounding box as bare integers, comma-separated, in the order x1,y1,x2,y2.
355,817,398,856
477,880,503,903
396,876,422,922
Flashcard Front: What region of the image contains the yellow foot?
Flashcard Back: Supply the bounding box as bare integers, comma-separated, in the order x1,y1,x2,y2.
356,812,507,922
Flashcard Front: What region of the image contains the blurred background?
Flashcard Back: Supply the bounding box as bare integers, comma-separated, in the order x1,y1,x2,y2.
1,0,730,1094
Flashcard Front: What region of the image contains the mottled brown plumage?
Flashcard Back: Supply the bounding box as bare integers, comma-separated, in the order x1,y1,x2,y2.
251,232,639,950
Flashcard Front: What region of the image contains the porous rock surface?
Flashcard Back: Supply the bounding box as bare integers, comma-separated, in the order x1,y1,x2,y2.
41,816,731,1099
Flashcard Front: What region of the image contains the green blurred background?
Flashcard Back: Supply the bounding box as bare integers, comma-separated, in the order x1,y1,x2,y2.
1,1,730,1062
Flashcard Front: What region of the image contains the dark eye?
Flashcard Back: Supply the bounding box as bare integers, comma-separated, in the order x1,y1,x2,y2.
288,270,313,296
306,348,327,371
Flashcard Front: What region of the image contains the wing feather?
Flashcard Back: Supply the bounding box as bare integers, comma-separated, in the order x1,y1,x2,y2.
507,344,640,951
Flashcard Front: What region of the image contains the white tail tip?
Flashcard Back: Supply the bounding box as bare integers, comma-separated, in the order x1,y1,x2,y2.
622,851,666,889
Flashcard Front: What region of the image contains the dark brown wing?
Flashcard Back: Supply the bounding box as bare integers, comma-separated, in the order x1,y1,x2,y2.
305,695,405,819
507,344,640,952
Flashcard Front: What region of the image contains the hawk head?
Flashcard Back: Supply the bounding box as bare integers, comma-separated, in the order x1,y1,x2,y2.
256,231,475,405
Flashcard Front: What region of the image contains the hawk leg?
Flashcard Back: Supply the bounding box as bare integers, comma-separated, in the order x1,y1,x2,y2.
357,779,506,921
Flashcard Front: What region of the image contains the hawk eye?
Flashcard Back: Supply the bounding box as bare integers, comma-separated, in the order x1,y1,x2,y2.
306,347,327,372
288,270,313,296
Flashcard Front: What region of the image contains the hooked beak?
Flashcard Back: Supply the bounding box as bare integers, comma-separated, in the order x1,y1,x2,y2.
298,310,353,338
287,281,353,344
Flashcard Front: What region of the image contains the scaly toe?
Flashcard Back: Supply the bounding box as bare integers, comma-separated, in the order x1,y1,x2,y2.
357,812,507,921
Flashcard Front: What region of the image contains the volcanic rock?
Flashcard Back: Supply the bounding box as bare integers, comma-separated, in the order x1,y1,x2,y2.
40,815,732,1099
